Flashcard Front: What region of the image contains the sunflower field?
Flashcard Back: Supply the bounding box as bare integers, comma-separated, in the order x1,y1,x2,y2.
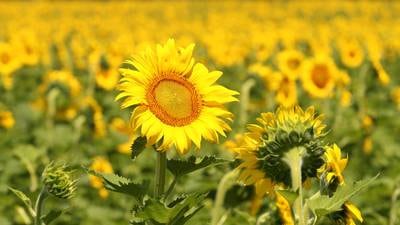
1,1,400,225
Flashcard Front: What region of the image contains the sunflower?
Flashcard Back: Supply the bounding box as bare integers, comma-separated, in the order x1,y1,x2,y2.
116,39,238,154
301,56,337,98
276,75,297,108
338,39,364,68
330,202,363,225
0,42,21,76
236,106,326,196
0,110,15,129
277,49,304,80
275,191,295,225
92,54,120,91
318,144,348,193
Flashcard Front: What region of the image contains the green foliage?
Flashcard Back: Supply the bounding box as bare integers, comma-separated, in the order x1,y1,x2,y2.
41,209,65,225
131,193,207,225
308,174,379,217
88,170,149,202
8,187,34,216
167,156,228,178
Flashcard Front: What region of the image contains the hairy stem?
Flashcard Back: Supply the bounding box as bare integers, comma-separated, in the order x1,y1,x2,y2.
211,169,239,225
154,151,167,198
34,187,48,225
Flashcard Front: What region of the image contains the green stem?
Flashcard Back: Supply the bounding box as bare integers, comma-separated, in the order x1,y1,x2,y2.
34,187,48,225
211,169,239,225
239,78,256,130
154,151,167,198
284,147,306,225
164,176,178,200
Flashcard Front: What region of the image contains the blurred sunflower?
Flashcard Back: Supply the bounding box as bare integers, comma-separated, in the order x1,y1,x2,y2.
93,55,120,91
275,191,295,225
0,110,15,129
0,42,21,76
338,39,364,68
277,49,304,80
318,144,347,190
236,106,326,196
117,39,238,154
276,76,297,108
301,56,337,98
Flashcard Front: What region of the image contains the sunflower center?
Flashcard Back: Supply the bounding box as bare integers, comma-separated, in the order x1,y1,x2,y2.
1,53,10,64
287,58,300,70
311,64,330,88
147,75,201,127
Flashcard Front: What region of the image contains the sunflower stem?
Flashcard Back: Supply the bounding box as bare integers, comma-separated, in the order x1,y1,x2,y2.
239,78,256,129
154,151,167,198
34,187,48,225
284,147,306,225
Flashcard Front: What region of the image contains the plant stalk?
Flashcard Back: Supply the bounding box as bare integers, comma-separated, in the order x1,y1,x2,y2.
34,187,48,225
154,151,167,198
284,147,306,225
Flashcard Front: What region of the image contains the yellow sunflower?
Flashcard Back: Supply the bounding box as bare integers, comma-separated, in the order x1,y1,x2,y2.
0,110,15,129
236,106,326,196
343,202,363,225
117,39,238,154
318,144,348,186
301,56,337,98
275,191,295,225
276,75,298,108
338,39,364,68
276,49,304,80
0,42,21,76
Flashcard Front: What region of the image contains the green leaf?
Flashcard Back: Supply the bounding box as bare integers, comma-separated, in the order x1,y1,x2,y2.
276,189,299,205
308,174,379,217
41,209,64,225
131,136,147,160
8,187,34,215
167,156,228,178
88,170,149,201
131,193,207,225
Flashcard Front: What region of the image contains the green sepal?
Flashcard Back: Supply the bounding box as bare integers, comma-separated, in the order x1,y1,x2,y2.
131,136,147,160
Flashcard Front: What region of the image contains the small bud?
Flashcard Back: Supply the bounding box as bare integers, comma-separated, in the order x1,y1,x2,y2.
42,163,77,199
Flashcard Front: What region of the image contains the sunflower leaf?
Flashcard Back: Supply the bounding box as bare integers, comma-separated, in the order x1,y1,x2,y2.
131,193,206,224
307,174,379,217
41,209,65,225
167,156,228,178
131,136,147,160
87,169,149,201
8,187,35,216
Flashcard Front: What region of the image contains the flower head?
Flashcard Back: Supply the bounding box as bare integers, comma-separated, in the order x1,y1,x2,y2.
42,163,77,199
301,56,337,98
116,39,238,154
318,144,348,195
236,106,326,195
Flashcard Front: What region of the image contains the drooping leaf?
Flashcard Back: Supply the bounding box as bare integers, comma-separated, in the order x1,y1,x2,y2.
308,174,379,217
8,187,35,216
167,156,228,178
276,189,299,205
131,136,147,160
131,193,207,225
41,209,64,225
88,170,149,201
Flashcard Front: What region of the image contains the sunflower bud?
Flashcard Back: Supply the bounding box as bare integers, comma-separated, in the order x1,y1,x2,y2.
42,163,77,199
